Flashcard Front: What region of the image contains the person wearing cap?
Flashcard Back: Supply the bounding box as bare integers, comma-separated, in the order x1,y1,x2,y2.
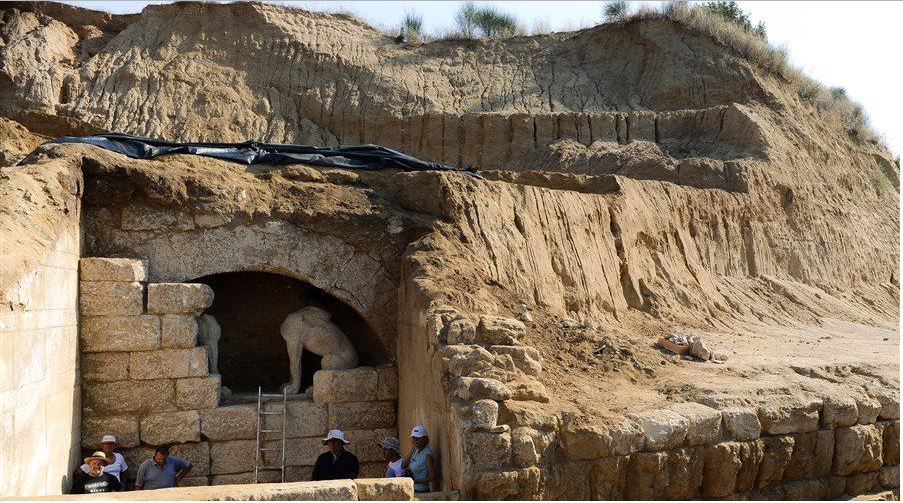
69,451,122,494
75,434,129,483
404,424,435,493
134,444,192,490
377,437,404,477
311,430,360,481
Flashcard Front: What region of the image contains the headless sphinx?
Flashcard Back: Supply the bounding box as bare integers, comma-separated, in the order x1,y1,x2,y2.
281,306,358,394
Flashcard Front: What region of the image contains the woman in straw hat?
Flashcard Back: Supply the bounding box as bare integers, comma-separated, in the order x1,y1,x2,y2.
69,451,122,494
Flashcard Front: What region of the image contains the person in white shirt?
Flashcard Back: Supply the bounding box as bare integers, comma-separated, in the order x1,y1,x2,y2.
377,437,404,477
77,435,128,483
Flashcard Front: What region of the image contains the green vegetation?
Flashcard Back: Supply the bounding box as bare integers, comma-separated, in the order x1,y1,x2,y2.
402,10,424,42
698,1,766,38
454,2,518,38
602,1,629,21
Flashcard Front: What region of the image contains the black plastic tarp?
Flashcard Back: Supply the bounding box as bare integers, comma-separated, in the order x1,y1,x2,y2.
48,133,475,174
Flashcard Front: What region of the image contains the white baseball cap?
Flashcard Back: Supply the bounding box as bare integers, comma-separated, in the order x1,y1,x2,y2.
100,435,117,444
411,424,427,438
322,429,349,445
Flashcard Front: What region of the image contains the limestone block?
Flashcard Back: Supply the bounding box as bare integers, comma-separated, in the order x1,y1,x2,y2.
443,317,477,345
328,401,396,431
757,395,821,434
489,345,541,376
160,315,198,349
81,315,160,352
285,465,314,483
465,430,511,471
454,399,499,430
755,436,794,489
511,429,539,468
734,440,765,493
815,429,836,477
880,466,900,488
702,442,743,498
472,467,540,500
721,407,761,441
453,377,511,401
823,394,859,429
626,447,704,500
475,315,525,345
178,476,210,487
313,367,378,404
846,471,880,496
171,441,210,476
81,352,129,381
883,421,900,465
833,424,883,476
783,431,822,481
357,463,387,480
210,471,281,485
781,479,833,500
285,400,328,438
122,204,195,231
509,380,550,403
443,345,512,381
200,404,258,441
285,437,326,467
375,366,398,400
354,478,414,501
561,420,645,460
146,283,214,315
141,410,201,444
628,409,689,451
543,460,592,499
873,389,901,420
498,400,561,431
129,347,208,380
81,414,140,449
80,281,144,315
121,445,155,474
856,395,882,424
342,428,398,463
210,440,257,474
176,376,220,410
591,456,628,499
80,258,148,282
84,379,175,414
668,402,722,446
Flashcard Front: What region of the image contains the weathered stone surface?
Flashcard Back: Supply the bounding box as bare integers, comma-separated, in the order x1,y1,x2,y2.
882,421,900,465
784,431,820,481
358,462,388,480
823,393,859,429
511,428,539,467
721,407,761,441
626,447,704,500
591,456,628,499
453,377,512,401
84,379,175,414
668,402,722,446
857,395,882,424
121,204,195,232
874,389,901,420
465,430,511,471
81,315,160,352
285,465,314,483
475,315,525,345
561,419,643,459
80,281,144,315
780,478,832,500
509,379,549,403
880,466,900,488
815,429,836,477
81,414,140,449
285,437,326,467
455,399,499,430
628,409,689,451
702,442,743,498
285,400,328,438
543,460,592,499
846,470,880,496
313,367,378,403
497,400,560,430
210,440,257,474
758,395,821,434
734,439,765,493
146,283,214,315
354,478,414,501
328,401,396,431
489,345,541,376
178,476,210,487
200,404,258,441
129,347,208,379
756,436,794,489
375,366,398,400
80,258,148,282
443,316,477,345
160,315,198,349
471,467,540,500
120,446,155,475
443,345,512,381
833,424,883,476
342,428,398,463
170,441,210,476
81,352,130,381
176,376,220,410
141,410,201,444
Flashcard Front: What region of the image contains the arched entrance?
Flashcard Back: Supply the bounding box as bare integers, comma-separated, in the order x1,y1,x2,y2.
194,271,387,393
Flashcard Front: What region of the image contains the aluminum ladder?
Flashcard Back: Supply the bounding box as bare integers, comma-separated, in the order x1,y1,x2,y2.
254,386,287,483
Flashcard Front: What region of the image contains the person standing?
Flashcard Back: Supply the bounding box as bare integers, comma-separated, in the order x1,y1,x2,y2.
404,425,435,493
311,430,360,480
75,435,128,483
377,437,404,477
70,452,122,494
134,445,192,490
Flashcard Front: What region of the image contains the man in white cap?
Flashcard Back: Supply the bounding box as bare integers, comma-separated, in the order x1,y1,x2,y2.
69,451,122,494
75,435,128,484
311,430,360,481
377,437,404,477
404,424,435,493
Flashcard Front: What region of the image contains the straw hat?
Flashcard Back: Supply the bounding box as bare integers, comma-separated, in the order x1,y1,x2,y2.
83,451,111,466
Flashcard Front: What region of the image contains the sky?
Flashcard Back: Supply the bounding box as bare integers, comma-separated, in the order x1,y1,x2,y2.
61,1,903,156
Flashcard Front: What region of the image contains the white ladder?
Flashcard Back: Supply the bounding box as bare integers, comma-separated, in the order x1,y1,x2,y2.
254,386,287,483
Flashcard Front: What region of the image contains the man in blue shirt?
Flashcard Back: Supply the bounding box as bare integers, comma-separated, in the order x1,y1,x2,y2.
134,445,192,490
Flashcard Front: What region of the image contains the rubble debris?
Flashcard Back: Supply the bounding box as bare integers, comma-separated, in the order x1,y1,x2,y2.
657,333,728,363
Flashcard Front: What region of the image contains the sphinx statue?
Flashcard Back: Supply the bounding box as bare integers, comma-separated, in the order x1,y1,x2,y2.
280,306,359,394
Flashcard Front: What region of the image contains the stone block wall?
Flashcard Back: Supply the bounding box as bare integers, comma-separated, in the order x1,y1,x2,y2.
0,230,81,497
79,257,398,487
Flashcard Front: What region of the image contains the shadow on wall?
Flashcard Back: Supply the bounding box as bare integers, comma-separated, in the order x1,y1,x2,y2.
194,271,387,393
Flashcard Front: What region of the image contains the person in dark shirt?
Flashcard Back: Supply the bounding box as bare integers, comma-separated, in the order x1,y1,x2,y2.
70,451,122,494
311,430,359,481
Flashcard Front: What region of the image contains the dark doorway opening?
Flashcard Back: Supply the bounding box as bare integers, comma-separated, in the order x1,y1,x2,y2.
194,271,384,393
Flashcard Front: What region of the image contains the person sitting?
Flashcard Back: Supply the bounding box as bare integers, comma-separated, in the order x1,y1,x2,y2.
134,444,192,490
311,430,359,480
74,434,128,484
377,437,404,477
70,452,122,494
404,424,436,493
